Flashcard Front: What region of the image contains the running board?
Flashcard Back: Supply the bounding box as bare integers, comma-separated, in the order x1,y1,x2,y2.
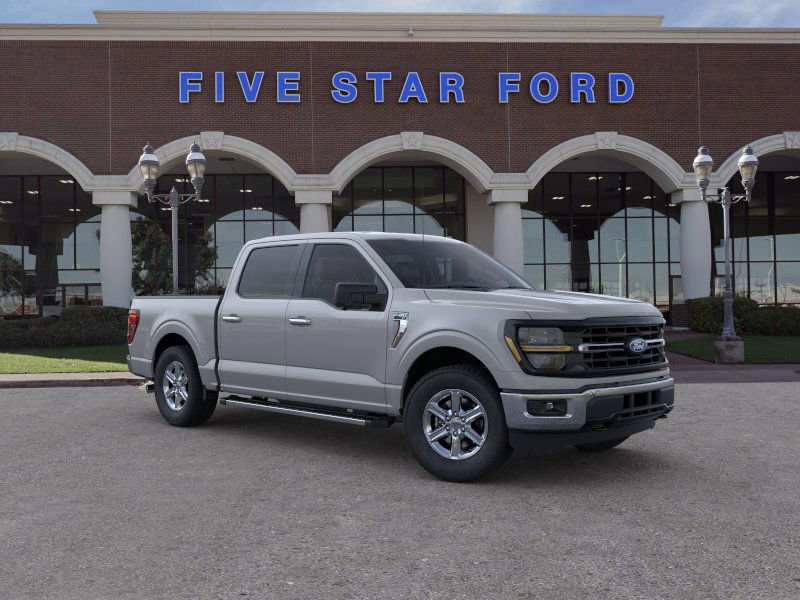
222,396,394,428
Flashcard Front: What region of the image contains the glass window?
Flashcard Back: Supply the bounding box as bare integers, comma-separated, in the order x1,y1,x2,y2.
415,167,443,215
215,221,244,268
776,262,800,304
384,167,413,214
546,264,572,291
523,219,544,264
624,173,653,217
353,168,382,214
0,176,22,222
215,175,244,221
303,243,386,306
601,263,627,298
626,219,654,263
75,221,101,269
597,174,623,218
542,174,569,218
237,244,301,298
40,176,74,222
368,238,527,291
749,262,775,304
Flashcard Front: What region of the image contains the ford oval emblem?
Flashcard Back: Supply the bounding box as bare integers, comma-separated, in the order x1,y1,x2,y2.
626,337,648,354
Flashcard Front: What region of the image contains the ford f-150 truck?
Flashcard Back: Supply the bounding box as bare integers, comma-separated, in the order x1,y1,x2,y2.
127,232,674,481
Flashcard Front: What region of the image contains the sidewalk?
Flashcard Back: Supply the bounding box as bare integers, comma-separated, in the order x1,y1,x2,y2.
0,372,146,389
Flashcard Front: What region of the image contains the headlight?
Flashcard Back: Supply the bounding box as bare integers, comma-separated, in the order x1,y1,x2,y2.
517,327,570,370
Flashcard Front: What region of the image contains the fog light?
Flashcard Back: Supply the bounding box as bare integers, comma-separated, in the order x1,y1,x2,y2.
527,399,568,416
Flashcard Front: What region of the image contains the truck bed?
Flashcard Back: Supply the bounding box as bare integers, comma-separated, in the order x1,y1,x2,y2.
127,295,222,382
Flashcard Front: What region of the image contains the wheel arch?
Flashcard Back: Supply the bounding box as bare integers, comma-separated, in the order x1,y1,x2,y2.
399,342,501,412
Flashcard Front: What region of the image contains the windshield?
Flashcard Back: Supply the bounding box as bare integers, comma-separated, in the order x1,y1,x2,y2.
367,238,530,291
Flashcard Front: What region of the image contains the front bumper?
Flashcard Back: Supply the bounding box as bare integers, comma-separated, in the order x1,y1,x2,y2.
500,377,674,449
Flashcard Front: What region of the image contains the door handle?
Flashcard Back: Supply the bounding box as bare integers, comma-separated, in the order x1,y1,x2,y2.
222,314,242,323
288,317,312,326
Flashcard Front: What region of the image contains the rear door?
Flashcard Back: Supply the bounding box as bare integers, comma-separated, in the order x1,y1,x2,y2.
284,240,390,413
217,241,304,397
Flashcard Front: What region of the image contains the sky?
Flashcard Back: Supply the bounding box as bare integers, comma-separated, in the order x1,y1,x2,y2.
1,0,799,27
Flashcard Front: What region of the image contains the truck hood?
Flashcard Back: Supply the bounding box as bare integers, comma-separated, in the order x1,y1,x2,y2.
424,288,663,320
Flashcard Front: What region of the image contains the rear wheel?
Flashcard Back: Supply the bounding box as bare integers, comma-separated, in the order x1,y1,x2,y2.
154,345,217,427
404,365,512,482
574,436,630,452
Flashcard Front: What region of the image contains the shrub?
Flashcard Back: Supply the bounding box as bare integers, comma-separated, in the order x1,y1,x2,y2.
686,296,800,336
0,306,128,349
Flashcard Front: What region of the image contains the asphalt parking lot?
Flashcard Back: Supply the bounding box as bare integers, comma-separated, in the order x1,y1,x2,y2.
1,383,798,600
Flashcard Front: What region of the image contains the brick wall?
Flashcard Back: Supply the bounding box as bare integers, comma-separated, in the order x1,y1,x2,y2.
1,39,798,177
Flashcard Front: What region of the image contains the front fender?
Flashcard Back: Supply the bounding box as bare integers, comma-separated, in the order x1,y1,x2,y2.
389,328,509,387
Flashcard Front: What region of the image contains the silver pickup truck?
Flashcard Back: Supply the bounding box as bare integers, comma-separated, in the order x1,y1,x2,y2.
127,232,674,481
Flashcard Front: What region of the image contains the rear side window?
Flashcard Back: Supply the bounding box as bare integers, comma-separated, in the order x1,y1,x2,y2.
237,244,301,298
302,244,386,306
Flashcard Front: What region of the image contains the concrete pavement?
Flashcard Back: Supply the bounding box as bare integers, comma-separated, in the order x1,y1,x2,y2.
1,383,798,599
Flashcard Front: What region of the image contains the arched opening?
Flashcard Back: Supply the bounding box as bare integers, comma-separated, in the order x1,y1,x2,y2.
0,152,101,317
714,151,800,305
328,134,495,252
332,161,470,244
522,154,681,316
131,151,300,295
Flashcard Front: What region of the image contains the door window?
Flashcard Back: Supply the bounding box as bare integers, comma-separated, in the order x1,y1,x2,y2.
302,244,387,307
237,244,301,298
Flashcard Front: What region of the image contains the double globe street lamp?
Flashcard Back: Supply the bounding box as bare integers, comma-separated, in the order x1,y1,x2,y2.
138,143,207,294
692,144,759,361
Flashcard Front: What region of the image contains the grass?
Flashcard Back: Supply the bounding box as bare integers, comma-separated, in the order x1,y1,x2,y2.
0,345,129,374
667,335,800,364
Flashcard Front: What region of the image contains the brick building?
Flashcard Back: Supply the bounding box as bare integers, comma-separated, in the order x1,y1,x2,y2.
1,11,799,317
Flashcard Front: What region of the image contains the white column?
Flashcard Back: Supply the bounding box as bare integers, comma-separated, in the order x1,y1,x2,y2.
93,191,136,308
488,189,527,274
296,190,332,233
673,188,712,300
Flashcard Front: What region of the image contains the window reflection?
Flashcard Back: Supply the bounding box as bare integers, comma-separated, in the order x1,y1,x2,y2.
523,172,678,309
131,173,299,295
0,176,101,316
335,166,466,240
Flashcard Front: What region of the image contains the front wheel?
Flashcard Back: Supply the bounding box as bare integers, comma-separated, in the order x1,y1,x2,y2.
154,345,217,427
404,365,512,482
574,436,630,452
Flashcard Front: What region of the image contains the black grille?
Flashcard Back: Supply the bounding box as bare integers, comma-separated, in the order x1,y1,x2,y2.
512,317,668,377
561,322,666,375
586,387,675,426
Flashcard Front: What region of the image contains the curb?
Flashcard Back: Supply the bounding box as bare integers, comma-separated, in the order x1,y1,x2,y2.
0,376,146,389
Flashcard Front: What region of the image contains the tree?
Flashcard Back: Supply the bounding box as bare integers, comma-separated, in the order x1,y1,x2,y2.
131,217,217,295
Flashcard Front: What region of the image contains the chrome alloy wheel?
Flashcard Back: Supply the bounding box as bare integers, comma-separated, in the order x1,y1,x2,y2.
423,389,488,460
163,361,189,411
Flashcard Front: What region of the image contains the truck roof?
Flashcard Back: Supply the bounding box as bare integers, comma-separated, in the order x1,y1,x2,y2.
245,231,463,245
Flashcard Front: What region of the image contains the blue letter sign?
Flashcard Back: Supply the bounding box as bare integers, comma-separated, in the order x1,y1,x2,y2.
277,72,301,103
331,71,358,103
439,72,465,103
178,72,203,103
399,72,428,103
237,71,264,103
608,73,634,104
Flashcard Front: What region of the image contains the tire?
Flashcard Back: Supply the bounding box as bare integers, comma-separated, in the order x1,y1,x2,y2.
154,345,218,427
404,365,512,482
574,436,630,452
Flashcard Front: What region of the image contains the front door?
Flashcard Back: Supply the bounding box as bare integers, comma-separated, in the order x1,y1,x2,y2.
284,241,390,413
217,242,304,398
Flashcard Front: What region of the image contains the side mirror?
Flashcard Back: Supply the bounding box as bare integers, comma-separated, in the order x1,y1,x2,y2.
334,283,386,310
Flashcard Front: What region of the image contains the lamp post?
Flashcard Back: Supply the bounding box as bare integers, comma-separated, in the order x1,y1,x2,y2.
692,144,759,360
138,142,206,294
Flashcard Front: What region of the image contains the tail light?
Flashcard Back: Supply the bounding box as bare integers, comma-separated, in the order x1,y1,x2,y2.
127,309,140,345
